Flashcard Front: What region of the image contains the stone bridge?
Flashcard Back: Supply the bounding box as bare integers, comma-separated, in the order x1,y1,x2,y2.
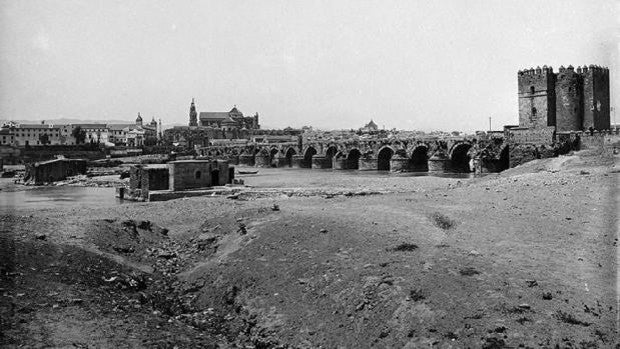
197,135,509,173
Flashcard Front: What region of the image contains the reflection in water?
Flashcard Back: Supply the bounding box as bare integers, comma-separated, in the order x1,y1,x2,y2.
0,187,121,211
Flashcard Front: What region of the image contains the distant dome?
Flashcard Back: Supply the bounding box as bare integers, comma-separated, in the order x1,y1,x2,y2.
229,106,242,115
136,113,143,122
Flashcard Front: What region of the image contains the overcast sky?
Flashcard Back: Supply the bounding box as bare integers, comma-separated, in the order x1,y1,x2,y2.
0,0,618,131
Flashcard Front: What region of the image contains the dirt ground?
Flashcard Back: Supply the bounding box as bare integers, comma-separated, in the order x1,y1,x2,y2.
0,149,618,348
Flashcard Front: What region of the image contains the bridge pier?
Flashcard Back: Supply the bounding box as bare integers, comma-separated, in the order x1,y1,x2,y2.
239,154,255,167
311,155,332,169
428,153,450,172
291,155,305,168
332,157,347,170
274,155,288,168
358,158,378,171
254,154,271,167
389,155,409,172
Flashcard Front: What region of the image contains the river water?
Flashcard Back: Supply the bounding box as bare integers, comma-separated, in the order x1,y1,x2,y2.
0,186,121,211
0,168,476,211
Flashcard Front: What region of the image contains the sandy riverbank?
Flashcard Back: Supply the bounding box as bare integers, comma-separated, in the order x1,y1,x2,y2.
0,149,617,348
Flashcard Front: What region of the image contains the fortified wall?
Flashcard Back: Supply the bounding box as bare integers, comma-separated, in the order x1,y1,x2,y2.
509,64,613,167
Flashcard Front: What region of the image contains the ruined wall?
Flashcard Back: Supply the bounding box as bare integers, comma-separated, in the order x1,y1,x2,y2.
508,144,555,168
168,160,230,191
506,127,555,168
555,67,582,131
28,159,87,184
141,168,169,198
518,68,556,128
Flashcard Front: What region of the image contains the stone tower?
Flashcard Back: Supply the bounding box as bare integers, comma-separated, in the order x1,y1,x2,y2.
518,64,610,131
518,66,556,129
555,65,582,132
581,65,610,130
189,98,198,127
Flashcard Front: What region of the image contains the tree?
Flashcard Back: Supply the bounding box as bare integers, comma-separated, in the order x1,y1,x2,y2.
71,126,86,144
38,133,50,145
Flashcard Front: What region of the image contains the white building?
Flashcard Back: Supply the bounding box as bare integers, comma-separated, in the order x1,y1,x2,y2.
11,123,63,146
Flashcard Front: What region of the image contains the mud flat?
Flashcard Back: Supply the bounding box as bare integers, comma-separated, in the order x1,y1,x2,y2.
0,149,617,348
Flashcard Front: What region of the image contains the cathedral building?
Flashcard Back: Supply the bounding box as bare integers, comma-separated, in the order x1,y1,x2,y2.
188,99,259,130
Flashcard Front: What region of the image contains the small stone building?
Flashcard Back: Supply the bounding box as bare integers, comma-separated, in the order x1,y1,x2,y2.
126,160,234,201
168,160,232,191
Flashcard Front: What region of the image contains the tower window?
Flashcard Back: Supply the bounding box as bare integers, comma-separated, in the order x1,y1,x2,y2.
195,170,201,179
530,86,535,94
531,107,537,117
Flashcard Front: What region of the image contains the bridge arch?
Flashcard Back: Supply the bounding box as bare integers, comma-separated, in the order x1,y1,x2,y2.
284,147,297,168
377,146,394,171
303,146,317,168
409,145,429,171
269,147,279,167
449,142,473,172
325,145,338,158
346,148,361,169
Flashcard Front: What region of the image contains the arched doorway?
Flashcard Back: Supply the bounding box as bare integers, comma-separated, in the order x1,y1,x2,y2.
303,147,317,168
377,147,394,171
410,146,429,172
450,143,472,172
285,147,297,167
346,149,361,169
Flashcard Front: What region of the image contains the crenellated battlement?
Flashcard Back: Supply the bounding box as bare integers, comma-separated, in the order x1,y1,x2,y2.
518,65,554,77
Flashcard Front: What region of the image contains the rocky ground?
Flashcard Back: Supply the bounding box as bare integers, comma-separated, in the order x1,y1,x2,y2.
0,149,617,348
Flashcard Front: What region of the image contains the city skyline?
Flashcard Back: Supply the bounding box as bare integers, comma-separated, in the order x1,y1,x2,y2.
0,0,618,132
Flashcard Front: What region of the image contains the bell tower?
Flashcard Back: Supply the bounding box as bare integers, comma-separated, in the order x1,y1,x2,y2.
189,98,198,127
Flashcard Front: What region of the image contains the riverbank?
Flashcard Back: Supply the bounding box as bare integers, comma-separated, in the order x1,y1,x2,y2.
0,149,617,348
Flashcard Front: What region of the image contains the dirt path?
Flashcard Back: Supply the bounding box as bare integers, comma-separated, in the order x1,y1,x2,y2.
1,150,617,348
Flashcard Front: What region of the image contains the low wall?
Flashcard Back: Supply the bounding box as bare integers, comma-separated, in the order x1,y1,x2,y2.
578,131,620,150
311,156,332,169
506,127,554,145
